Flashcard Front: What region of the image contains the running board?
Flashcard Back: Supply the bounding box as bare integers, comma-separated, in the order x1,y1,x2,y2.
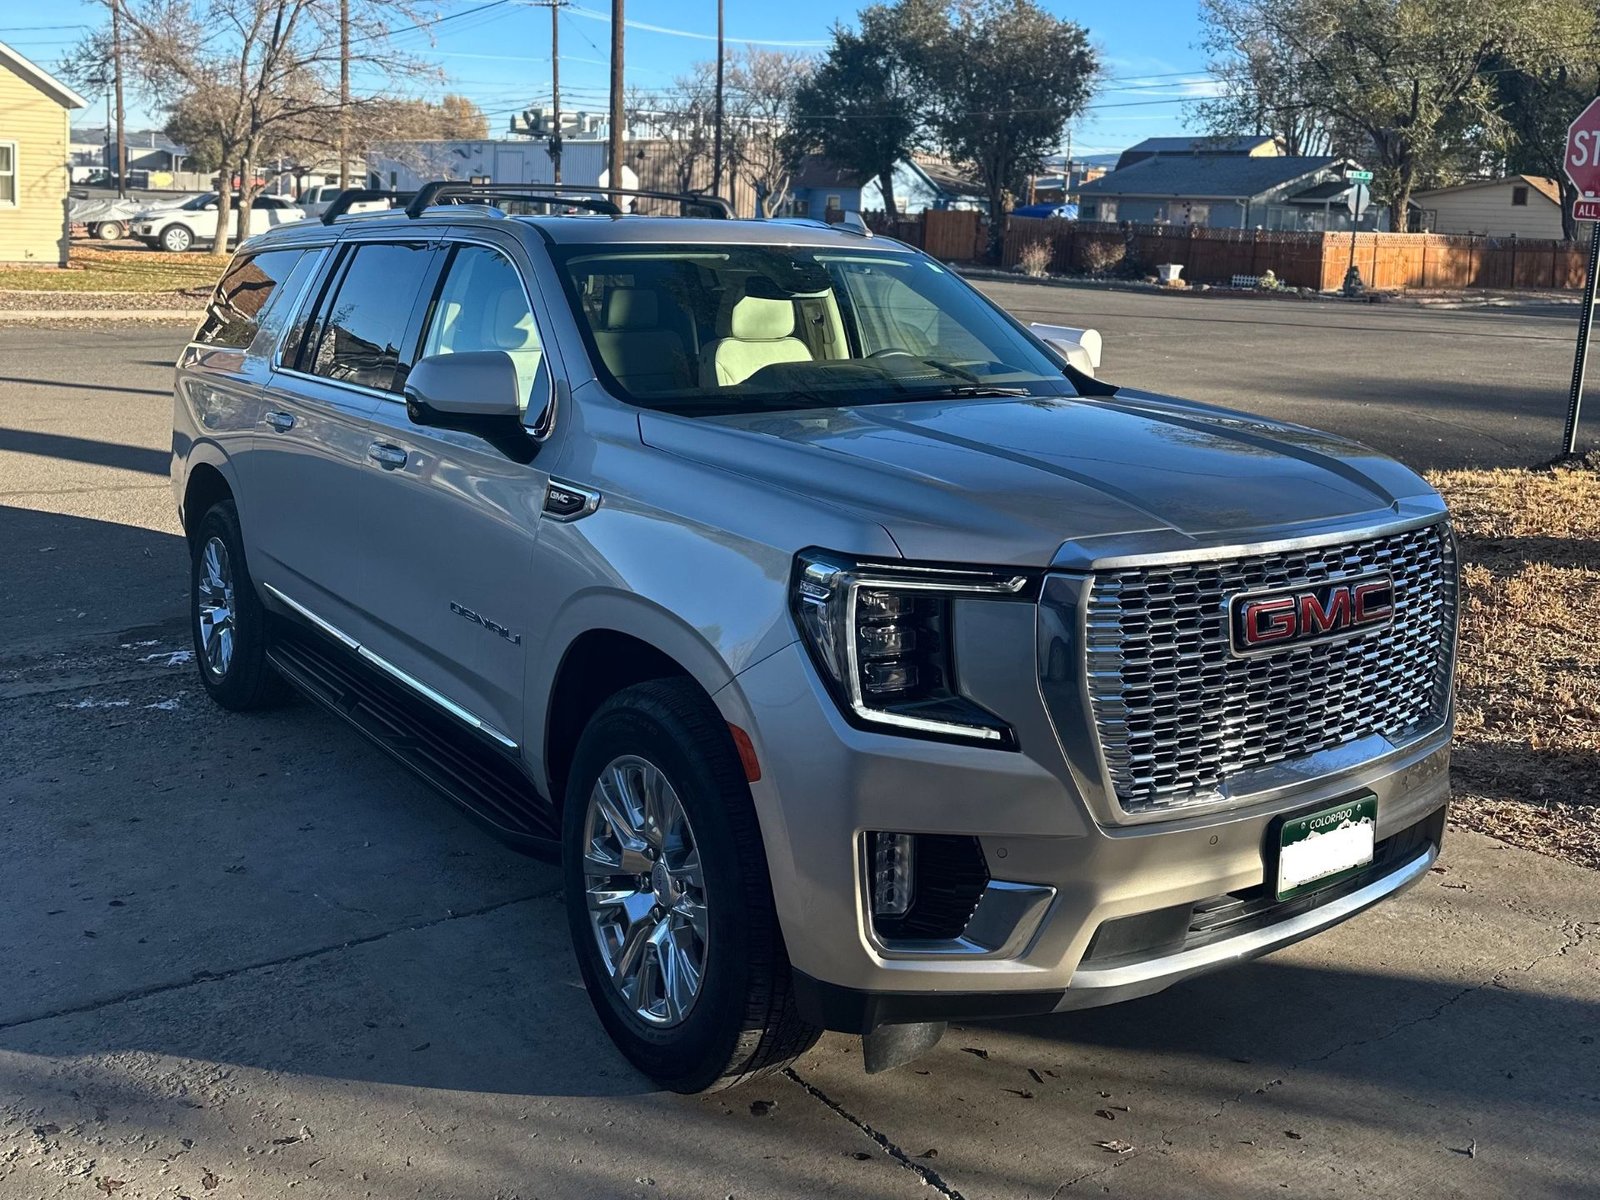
266,622,559,856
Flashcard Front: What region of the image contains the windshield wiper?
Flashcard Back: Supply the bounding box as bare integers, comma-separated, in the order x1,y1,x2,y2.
909,383,1031,399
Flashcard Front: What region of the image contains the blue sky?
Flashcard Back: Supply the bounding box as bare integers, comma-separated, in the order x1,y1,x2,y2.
12,0,1216,159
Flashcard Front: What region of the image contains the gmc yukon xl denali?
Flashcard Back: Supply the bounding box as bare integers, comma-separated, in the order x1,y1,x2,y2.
172,183,1457,1093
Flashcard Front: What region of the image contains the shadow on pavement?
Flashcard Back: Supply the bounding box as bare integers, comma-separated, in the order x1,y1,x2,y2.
0,373,171,398
0,426,171,476
0,506,187,656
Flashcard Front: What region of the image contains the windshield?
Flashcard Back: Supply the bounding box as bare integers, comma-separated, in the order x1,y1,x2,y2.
550,243,1074,415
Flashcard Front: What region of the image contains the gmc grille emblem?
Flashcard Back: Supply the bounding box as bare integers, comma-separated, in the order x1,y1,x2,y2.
1228,573,1394,655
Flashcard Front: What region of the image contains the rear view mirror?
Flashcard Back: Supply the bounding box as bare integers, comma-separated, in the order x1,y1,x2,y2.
1029,323,1102,377
404,350,524,422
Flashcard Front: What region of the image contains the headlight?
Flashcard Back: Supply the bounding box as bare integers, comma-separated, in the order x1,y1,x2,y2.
791,550,1029,746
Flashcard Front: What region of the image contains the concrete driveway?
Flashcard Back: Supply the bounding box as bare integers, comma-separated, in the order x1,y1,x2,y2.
1,315,1596,1199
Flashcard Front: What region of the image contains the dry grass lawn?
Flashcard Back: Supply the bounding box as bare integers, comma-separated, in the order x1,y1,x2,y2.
0,246,225,294
1426,455,1600,871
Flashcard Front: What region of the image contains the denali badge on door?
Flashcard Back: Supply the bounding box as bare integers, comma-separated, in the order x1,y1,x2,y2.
1228,573,1394,655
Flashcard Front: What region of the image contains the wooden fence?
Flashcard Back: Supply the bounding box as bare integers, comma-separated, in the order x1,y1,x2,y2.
887,211,1591,292
994,217,1590,292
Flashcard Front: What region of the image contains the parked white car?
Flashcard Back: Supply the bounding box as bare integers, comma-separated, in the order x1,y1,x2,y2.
297,184,403,220
131,193,305,252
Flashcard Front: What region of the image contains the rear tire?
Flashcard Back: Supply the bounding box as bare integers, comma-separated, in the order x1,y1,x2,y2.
562,679,820,1093
190,500,284,711
94,220,125,241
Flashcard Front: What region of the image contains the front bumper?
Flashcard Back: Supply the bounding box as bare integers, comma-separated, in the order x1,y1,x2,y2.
719,639,1451,1033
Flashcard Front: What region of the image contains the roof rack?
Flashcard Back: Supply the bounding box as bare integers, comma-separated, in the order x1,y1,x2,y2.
404,180,735,220
319,188,416,225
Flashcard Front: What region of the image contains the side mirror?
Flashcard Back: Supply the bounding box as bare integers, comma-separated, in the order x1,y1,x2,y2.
404,350,524,423
1029,323,1102,377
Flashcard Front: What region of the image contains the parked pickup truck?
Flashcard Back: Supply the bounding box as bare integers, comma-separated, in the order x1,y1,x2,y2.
171,183,1457,1092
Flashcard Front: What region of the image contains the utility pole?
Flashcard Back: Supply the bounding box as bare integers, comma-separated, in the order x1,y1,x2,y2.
550,0,562,182
338,0,350,189
711,0,724,197
607,0,624,205
110,0,126,198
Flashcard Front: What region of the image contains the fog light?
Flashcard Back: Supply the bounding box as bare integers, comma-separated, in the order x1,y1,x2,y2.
871,832,916,917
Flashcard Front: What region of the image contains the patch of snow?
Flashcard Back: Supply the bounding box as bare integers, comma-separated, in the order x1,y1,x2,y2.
141,649,194,667
119,640,160,649
60,698,132,710
145,697,182,711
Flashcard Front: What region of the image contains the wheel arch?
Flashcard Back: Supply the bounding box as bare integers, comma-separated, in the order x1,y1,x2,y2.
541,625,706,810
181,457,236,544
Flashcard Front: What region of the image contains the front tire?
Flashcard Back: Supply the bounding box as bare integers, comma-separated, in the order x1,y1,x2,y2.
563,679,819,1092
159,224,193,253
190,500,283,711
94,220,125,241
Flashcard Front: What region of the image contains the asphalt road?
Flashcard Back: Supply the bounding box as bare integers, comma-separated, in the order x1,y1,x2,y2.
1,309,1597,1199
974,279,1598,470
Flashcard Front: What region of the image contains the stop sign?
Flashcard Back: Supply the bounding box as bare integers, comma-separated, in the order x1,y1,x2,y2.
1565,97,1600,220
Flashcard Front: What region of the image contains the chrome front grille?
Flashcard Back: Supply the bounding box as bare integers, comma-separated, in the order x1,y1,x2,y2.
1082,521,1456,814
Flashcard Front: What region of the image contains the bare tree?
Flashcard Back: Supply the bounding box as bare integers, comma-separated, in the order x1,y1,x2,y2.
627,71,718,196
723,48,812,217
114,0,436,254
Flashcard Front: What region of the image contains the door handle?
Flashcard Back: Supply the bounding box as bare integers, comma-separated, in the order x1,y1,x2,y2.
367,442,408,469
262,410,295,432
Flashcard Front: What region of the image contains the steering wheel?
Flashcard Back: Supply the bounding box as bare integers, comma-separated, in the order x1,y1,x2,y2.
866,348,917,359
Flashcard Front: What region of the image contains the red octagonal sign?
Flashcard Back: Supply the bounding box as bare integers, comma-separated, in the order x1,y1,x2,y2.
1566,96,1600,221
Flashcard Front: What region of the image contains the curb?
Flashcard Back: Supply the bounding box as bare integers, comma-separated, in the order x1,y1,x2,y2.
954,266,1584,312
0,309,202,321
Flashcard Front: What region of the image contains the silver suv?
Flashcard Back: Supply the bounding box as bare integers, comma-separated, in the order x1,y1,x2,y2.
172,183,1456,1093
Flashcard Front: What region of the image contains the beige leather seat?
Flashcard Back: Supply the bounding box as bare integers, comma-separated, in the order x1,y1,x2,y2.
699,294,811,387
426,269,544,411
592,288,692,393
485,288,545,408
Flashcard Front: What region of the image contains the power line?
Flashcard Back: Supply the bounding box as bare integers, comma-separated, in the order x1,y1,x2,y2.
555,2,827,48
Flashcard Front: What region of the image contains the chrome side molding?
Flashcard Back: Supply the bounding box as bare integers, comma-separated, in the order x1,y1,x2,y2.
260,582,518,751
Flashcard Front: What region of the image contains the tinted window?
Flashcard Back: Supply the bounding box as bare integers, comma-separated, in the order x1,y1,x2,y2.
195,248,305,349
305,242,433,392
420,244,546,414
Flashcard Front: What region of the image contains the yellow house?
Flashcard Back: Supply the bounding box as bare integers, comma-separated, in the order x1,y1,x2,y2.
0,40,89,266
1413,176,1567,240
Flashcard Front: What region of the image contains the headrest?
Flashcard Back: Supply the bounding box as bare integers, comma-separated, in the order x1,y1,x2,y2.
490,288,538,349
603,287,659,329
729,295,795,341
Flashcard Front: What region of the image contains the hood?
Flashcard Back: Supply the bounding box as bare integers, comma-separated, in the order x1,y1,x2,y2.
638,390,1442,568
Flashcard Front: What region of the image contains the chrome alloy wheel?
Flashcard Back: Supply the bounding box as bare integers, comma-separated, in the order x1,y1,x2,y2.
582,755,709,1027
196,535,237,678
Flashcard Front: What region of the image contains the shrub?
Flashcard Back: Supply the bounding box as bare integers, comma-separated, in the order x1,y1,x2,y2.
1079,237,1125,276
1018,240,1052,277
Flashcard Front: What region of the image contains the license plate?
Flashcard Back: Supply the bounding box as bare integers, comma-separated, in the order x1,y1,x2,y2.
1275,793,1377,901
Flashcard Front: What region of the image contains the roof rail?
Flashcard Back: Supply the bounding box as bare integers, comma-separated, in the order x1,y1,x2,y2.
406,183,622,218
319,188,416,225
404,180,735,220
766,214,873,238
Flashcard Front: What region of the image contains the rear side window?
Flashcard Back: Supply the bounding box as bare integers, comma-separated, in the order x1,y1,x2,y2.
304,241,433,392
195,248,305,349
